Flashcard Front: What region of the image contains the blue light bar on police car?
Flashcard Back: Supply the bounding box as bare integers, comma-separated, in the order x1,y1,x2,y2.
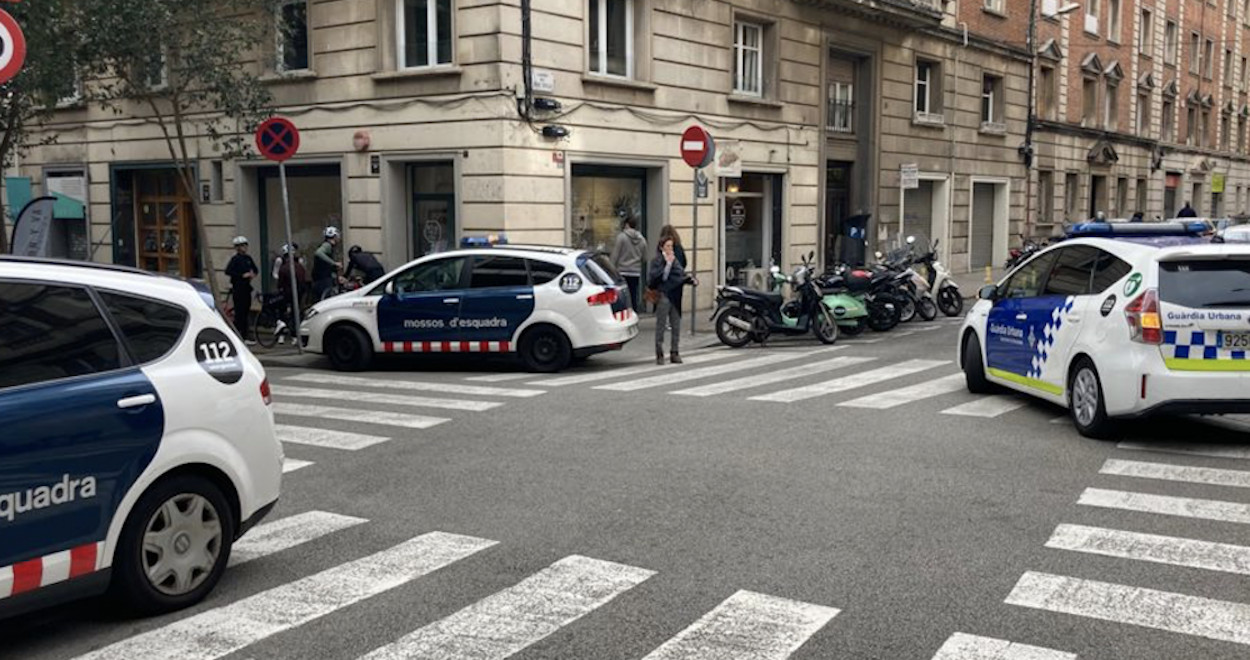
460,234,509,247
1065,222,1207,238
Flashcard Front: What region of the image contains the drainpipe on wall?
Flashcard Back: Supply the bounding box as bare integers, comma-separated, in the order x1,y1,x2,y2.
947,23,966,265
520,0,534,121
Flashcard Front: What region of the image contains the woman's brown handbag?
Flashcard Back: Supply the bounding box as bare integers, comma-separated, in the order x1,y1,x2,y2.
643,287,661,305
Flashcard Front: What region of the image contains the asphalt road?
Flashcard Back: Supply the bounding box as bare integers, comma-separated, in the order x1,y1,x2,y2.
8,316,1250,660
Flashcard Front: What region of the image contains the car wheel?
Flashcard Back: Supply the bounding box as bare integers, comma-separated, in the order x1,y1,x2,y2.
326,325,373,372
962,334,997,394
521,326,572,373
110,475,235,616
1069,358,1113,439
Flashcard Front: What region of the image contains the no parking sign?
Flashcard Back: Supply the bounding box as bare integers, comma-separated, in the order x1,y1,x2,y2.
0,9,27,85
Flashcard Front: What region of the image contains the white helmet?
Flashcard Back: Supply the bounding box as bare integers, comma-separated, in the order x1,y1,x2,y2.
324,226,340,240
281,242,299,255
232,236,249,246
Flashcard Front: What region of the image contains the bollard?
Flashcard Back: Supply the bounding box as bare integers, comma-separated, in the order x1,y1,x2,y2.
984,266,992,284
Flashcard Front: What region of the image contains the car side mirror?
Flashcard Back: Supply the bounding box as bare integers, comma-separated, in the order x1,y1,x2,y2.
978,284,998,301
384,281,396,296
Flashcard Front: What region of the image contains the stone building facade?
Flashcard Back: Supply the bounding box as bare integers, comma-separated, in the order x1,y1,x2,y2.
14,0,1037,306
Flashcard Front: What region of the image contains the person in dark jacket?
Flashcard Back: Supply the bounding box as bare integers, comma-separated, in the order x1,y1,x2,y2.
657,224,694,312
276,254,308,344
1130,211,1145,223
1178,202,1198,218
648,236,688,365
345,245,386,284
225,236,259,344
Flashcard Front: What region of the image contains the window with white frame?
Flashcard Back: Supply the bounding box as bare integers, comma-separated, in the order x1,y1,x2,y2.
1108,0,1121,42
1139,9,1152,55
1164,21,1178,65
981,74,1003,125
277,0,310,72
984,0,1004,13
588,0,633,77
828,82,853,132
398,0,453,69
915,60,940,116
733,20,764,96
1085,0,1100,34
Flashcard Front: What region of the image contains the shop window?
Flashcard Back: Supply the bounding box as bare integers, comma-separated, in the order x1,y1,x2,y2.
277,0,310,72
258,164,342,288
571,165,647,254
398,0,453,68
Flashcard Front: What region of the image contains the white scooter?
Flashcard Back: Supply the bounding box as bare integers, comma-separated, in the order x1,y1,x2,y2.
912,239,962,317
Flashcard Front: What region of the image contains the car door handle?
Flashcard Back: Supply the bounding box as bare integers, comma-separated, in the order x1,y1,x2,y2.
516,294,534,300
117,394,156,410
442,298,460,304
1069,314,1082,323
1015,313,1028,321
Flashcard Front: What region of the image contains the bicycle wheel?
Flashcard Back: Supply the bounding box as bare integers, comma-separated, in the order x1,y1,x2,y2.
253,310,279,348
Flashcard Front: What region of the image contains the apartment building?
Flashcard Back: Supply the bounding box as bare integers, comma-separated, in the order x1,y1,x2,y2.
14,0,1032,304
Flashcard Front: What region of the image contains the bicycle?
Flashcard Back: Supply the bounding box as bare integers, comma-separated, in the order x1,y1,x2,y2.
253,292,296,348
319,275,364,301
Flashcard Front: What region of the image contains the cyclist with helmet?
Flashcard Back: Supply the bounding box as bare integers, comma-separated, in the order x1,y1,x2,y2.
345,245,386,285
225,236,259,345
312,227,343,301
271,242,305,282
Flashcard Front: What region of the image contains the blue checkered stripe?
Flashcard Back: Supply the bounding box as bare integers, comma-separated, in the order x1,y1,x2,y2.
1026,296,1077,380
1163,330,1249,361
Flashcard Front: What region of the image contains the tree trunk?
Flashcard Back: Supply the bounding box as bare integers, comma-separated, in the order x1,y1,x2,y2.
0,100,23,255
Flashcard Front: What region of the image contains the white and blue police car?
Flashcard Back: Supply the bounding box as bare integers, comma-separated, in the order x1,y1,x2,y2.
0,257,282,618
300,237,640,372
959,222,1250,438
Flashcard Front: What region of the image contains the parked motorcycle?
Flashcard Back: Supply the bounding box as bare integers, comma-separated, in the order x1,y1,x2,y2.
872,243,937,323
712,251,841,347
818,264,903,332
911,239,963,317
1004,237,1044,271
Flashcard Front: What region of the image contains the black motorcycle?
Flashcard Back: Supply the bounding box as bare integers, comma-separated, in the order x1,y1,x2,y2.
712,251,839,348
817,265,903,332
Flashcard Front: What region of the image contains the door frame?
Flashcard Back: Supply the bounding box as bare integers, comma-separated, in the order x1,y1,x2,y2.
968,176,1011,272
897,172,950,263
718,170,786,288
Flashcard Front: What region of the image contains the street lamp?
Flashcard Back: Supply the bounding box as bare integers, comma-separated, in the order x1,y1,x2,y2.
1023,1,1080,235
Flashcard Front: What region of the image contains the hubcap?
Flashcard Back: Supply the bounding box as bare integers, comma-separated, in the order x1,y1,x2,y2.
1072,369,1099,426
534,336,557,363
142,494,222,596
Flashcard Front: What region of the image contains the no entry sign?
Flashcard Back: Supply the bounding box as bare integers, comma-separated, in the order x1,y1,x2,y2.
0,10,27,85
680,126,715,169
255,117,301,162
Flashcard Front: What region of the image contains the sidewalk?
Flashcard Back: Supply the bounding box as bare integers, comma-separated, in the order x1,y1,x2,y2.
952,267,1005,298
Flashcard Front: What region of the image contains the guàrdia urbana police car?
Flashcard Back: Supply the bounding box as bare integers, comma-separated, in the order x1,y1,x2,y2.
300,237,639,372
959,222,1250,437
0,257,283,619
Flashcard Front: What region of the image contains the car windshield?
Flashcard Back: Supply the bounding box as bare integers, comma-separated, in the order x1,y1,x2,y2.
578,253,623,286
1159,260,1250,308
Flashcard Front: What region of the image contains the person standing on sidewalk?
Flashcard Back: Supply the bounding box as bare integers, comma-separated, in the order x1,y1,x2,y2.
225,236,259,345
657,225,693,312
610,217,646,310
649,236,688,365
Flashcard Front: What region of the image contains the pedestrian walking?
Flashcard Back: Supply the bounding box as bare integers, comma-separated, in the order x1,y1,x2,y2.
648,236,690,365
1178,201,1198,218
225,236,259,345
610,218,646,310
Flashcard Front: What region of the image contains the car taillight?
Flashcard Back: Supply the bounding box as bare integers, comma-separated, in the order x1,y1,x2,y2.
260,378,272,405
1125,288,1162,344
587,288,618,306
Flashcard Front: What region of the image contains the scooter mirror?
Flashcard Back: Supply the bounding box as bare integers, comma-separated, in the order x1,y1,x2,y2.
978,284,998,300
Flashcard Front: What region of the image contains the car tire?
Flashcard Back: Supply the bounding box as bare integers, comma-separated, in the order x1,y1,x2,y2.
110,475,235,616
520,326,572,373
962,334,997,394
1069,358,1113,439
326,324,373,372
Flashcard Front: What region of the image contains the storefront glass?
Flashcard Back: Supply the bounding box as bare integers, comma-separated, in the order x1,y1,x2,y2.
259,164,342,289
722,173,780,288
571,165,647,253
412,163,455,257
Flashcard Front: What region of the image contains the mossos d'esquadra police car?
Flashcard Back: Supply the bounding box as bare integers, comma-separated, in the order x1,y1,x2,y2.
960,222,1250,438
0,257,282,619
301,237,640,372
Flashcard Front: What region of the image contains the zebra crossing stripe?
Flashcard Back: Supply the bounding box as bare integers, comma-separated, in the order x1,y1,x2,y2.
282,458,313,473
276,425,391,451
839,372,965,409
675,356,874,397
286,373,545,398
358,555,654,660
1006,570,1250,646
71,532,497,660
940,395,1028,418
1117,441,1250,461
1078,488,1250,525
929,632,1075,660
596,347,844,392
229,511,367,567
1046,523,1250,577
273,403,449,430
465,373,533,382
1100,459,1250,490
750,359,949,403
640,590,839,660
537,352,735,387
273,385,503,412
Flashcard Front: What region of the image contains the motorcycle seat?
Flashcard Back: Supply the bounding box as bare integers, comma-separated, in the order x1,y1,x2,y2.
737,289,784,305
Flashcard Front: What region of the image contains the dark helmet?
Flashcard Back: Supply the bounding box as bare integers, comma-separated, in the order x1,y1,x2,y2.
349,245,363,256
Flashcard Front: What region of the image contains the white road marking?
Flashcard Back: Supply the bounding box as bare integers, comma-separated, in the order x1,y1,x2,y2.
464,373,534,382
275,425,391,451
941,395,1029,418
912,325,944,332
929,632,1076,660
286,372,545,398
596,347,844,392
1117,441,1250,461
750,360,950,403
839,372,966,409
273,385,502,412
282,458,313,473
358,555,654,660
1101,458,1250,489
891,330,918,338
537,352,735,387
675,356,874,397
640,590,839,660
1078,488,1250,525
72,532,497,660
1049,416,1071,425
273,403,449,430
1046,523,1250,576
1006,570,1250,646
229,511,367,567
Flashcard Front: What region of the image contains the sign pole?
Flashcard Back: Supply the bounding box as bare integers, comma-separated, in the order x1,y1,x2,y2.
690,169,698,336
279,162,303,355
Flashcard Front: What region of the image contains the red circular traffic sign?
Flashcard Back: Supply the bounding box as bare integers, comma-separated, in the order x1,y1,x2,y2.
256,117,301,162
680,126,715,169
0,10,27,86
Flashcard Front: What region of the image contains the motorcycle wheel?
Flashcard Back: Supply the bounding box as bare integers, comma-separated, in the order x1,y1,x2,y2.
840,318,867,336
813,311,839,345
715,307,754,348
938,287,964,317
917,296,938,321
868,301,900,332
898,292,917,323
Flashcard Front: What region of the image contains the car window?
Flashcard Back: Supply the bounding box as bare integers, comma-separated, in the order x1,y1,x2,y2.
528,259,565,285
577,253,623,286
0,282,124,389
1043,246,1100,296
98,291,189,364
1160,260,1250,308
468,256,529,289
1002,252,1058,299
392,257,466,294
1090,250,1133,293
